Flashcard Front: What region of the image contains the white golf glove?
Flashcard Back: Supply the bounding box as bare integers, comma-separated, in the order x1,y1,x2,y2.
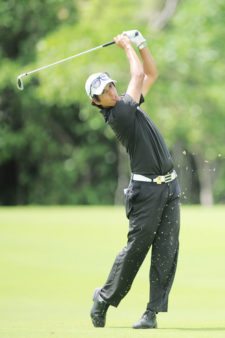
123,30,147,49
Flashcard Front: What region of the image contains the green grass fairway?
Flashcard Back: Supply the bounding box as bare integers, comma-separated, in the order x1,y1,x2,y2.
0,206,225,338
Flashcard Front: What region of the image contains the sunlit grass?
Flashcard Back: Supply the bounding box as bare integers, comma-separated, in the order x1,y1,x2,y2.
0,206,225,338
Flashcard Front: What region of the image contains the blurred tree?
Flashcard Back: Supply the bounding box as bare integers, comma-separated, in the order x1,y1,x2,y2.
35,0,225,204
31,0,158,204
0,0,77,59
0,0,224,205
0,0,78,204
149,0,225,204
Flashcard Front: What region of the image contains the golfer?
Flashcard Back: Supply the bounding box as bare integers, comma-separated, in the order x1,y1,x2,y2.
85,30,180,329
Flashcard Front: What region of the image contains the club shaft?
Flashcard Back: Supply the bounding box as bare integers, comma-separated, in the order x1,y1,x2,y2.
20,41,115,78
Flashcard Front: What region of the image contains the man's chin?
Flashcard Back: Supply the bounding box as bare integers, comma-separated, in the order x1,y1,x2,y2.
104,101,117,108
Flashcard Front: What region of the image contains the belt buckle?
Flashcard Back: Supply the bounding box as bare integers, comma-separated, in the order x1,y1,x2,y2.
164,173,172,183
154,176,163,184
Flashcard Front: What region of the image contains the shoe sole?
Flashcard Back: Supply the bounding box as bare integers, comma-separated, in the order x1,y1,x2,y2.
133,321,158,329
91,318,105,327
90,288,105,328
133,325,157,329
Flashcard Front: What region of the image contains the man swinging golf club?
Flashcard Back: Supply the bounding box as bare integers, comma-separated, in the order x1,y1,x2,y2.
85,30,180,329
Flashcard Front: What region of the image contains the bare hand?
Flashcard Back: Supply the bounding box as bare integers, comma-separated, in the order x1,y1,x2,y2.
113,34,131,49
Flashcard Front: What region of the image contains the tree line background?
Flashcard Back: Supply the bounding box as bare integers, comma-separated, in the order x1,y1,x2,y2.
0,0,224,206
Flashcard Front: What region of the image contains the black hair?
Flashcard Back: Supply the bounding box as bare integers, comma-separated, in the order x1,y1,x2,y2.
91,95,104,109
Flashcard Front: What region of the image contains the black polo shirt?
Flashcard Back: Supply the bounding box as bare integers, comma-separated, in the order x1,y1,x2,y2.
101,94,174,175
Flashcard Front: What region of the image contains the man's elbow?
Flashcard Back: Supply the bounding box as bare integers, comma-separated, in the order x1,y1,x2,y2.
135,70,145,83
151,67,159,82
142,72,159,95
148,71,159,85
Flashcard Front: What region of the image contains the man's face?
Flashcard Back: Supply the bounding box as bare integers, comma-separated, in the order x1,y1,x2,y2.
93,83,119,108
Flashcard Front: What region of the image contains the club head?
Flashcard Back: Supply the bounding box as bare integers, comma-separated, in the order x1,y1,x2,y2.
17,75,24,91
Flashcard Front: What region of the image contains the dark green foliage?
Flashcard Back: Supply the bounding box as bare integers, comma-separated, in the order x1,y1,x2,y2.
0,0,77,59
0,0,224,205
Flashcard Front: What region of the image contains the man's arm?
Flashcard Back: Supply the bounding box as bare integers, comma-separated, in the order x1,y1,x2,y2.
139,47,158,96
123,30,158,97
114,34,144,103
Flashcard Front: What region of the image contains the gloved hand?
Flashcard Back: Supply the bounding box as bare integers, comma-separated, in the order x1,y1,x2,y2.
123,30,147,49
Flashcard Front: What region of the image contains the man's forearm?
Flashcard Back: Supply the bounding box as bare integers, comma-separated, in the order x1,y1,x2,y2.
114,34,145,102
139,47,158,80
124,43,144,79
139,46,158,95
123,43,145,102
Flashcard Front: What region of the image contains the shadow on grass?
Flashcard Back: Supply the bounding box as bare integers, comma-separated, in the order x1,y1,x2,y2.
108,327,225,331
161,328,225,331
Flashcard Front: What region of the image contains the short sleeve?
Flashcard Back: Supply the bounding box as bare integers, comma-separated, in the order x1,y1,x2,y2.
140,94,145,105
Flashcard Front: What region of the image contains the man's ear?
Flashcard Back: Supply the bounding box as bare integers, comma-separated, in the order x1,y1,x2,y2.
92,95,101,106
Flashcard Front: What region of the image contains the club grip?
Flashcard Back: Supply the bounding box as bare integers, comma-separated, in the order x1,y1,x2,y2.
102,41,115,48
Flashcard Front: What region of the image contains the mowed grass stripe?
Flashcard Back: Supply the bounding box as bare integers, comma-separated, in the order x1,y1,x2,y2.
0,206,225,338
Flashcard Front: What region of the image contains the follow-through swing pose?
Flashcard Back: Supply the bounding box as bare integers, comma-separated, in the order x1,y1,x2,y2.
85,30,180,329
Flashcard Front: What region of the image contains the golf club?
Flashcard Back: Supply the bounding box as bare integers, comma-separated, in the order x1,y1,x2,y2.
17,40,115,91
